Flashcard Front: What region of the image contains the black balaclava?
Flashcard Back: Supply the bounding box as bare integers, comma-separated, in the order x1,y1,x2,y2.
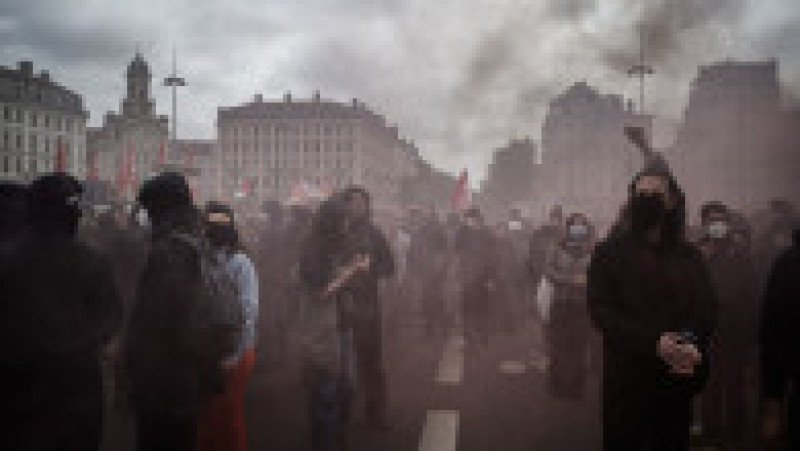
204,201,239,250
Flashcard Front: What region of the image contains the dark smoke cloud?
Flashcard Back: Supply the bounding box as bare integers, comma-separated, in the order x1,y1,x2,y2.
593,0,747,72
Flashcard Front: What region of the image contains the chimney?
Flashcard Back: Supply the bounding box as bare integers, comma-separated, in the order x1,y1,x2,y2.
626,99,635,113
18,61,33,77
254,93,263,103
39,70,50,82
313,90,321,102
352,98,359,109
283,91,292,103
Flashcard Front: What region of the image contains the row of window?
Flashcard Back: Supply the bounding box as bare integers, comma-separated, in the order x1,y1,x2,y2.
224,157,354,170
1,155,54,175
223,123,358,139
2,130,74,155
223,139,356,154
2,105,80,133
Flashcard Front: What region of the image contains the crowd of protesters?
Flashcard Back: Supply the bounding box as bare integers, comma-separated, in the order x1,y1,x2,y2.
0,163,798,451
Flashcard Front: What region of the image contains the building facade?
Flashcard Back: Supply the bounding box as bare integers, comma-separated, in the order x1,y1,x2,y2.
671,60,799,213
535,81,653,227
174,139,215,205
216,91,420,208
0,61,88,182
87,53,169,201
479,137,537,219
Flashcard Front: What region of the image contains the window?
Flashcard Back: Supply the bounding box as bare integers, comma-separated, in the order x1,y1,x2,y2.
31,112,37,128
3,106,9,121
3,156,8,173
16,109,23,123
44,114,50,128
30,135,37,153
16,134,22,150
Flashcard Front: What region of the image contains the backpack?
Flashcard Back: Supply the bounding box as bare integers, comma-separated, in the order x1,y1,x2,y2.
173,232,245,365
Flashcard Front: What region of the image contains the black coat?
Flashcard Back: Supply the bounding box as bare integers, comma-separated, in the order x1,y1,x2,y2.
0,231,121,367
0,231,122,442
760,230,800,399
698,238,759,351
124,210,216,415
588,232,717,399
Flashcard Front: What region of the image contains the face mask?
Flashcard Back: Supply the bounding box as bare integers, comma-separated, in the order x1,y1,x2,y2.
568,224,589,240
630,193,666,231
707,221,729,240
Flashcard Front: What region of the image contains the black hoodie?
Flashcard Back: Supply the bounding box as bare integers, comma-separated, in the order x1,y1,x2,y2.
760,228,800,399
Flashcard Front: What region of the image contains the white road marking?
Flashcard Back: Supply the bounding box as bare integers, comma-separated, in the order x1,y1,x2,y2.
418,410,459,451
435,334,465,385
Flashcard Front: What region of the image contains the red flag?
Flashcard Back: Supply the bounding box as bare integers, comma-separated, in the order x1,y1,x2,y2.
116,150,126,195
451,169,471,211
87,151,98,181
55,137,66,173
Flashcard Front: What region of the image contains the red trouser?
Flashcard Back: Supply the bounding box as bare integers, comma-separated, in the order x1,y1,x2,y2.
197,348,256,451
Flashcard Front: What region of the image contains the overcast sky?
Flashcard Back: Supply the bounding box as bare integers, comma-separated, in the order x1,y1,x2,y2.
2,0,799,182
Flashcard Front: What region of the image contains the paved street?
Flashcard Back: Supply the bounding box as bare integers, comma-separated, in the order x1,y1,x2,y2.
246,308,602,451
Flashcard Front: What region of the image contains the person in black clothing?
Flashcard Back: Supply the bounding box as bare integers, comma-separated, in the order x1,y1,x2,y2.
409,206,448,339
456,207,499,350
0,174,122,451
340,186,395,429
0,181,27,257
299,196,362,451
588,165,717,451
124,172,215,451
760,227,800,450
696,201,760,448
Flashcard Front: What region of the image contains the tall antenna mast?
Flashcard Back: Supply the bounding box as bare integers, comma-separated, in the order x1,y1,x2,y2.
627,28,654,113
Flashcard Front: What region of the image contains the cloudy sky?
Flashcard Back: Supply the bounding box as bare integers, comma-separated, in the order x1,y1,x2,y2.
2,0,799,182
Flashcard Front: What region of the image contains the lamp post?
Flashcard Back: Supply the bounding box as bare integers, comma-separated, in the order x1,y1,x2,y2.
163,48,186,161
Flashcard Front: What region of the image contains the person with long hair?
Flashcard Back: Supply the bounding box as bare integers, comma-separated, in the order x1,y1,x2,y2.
299,195,364,451
196,201,258,451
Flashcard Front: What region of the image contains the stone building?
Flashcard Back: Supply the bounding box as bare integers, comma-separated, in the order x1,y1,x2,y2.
215,91,420,208
174,139,215,205
0,61,88,182
479,137,537,219
671,60,799,213
87,52,169,201
535,81,653,227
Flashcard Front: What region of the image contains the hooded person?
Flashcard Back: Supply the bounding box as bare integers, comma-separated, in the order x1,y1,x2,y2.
124,172,217,451
760,227,800,450
696,201,759,447
587,163,717,451
338,185,395,429
0,174,122,451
